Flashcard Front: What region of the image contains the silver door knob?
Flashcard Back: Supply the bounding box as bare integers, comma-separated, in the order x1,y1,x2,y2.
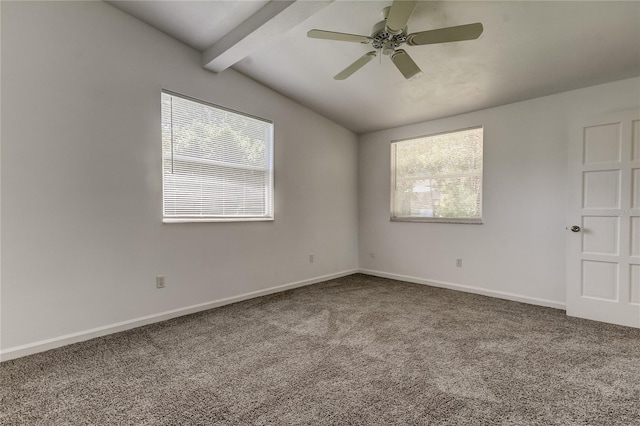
570,225,581,232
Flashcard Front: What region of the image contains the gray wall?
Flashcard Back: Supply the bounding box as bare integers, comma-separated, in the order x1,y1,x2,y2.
1,1,358,355
358,77,640,307
2,0,639,360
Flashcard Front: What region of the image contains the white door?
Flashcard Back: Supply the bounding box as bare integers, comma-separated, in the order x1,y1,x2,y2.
567,109,640,328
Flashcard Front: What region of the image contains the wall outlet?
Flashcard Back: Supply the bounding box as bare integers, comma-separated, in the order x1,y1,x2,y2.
456,259,463,268
309,254,315,263
156,276,165,289
369,252,376,259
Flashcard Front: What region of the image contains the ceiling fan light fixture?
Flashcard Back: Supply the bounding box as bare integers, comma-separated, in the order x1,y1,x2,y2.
382,42,396,56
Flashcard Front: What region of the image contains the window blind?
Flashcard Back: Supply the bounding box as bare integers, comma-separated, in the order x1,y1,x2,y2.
161,92,274,221
391,127,483,223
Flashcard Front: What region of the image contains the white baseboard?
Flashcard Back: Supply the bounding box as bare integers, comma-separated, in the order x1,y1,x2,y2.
1,268,566,362
0,269,358,362
358,269,566,311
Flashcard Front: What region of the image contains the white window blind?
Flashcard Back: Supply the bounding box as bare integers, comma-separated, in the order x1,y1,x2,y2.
161,91,274,222
391,127,483,223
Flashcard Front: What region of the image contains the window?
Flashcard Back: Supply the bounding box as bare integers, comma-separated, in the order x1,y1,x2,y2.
161,91,274,222
391,126,483,223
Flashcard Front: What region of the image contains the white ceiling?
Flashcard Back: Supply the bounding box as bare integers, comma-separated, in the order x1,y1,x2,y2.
108,1,640,134
109,1,269,51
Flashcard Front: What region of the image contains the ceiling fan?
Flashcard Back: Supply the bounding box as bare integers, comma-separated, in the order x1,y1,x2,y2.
307,0,483,80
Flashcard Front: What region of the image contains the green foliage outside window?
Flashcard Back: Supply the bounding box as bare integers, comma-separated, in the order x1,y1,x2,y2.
393,127,483,221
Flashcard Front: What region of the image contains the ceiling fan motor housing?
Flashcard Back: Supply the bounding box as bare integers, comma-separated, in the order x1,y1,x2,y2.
370,18,407,55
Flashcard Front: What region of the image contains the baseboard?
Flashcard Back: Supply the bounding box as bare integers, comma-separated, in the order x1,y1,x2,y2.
0,268,565,362
0,269,358,362
358,269,566,311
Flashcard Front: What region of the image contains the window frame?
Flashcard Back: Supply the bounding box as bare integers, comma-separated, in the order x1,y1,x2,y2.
161,89,275,223
390,125,484,224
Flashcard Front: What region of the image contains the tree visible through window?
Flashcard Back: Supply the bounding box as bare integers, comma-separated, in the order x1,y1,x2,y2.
161,91,274,222
391,127,483,223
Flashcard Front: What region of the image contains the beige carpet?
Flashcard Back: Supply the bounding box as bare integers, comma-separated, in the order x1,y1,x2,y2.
1,274,639,425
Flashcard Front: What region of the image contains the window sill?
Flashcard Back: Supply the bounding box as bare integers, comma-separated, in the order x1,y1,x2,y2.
391,217,483,224
163,217,274,223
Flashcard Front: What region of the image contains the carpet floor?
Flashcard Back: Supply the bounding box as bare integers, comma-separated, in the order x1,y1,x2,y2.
1,274,640,425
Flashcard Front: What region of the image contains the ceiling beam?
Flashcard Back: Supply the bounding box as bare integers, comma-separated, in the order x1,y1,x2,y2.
202,0,332,74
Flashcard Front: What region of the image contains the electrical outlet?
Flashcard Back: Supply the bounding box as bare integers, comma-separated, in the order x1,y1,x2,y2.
369,252,376,259
156,276,165,289
309,254,315,263
456,259,463,268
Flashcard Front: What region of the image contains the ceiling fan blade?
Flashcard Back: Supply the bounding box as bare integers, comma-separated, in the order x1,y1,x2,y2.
334,51,377,80
386,0,418,35
391,49,422,80
406,23,484,46
307,29,372,44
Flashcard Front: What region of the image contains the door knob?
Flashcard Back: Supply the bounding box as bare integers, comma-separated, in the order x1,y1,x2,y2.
570,225,581,232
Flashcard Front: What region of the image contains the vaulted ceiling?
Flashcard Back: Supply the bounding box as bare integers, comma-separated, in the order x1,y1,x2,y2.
108,1,640,134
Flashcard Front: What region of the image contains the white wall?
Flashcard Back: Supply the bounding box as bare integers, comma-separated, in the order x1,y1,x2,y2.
358,77,640,307
2,1,639,361
0,1,358,356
